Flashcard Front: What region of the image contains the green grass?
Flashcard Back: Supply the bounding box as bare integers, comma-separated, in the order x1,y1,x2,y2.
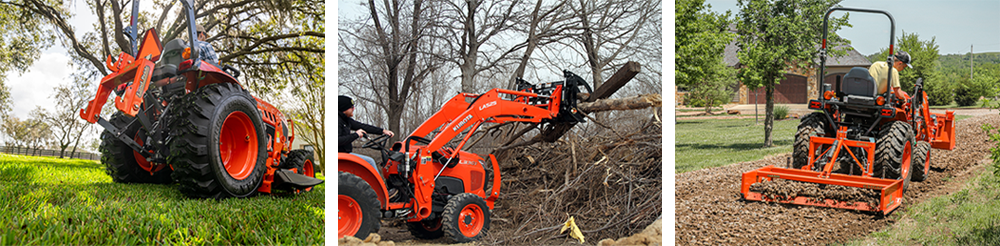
930,98,1000,109
0,154,324,245
675,117,799,173
851,165,1000,245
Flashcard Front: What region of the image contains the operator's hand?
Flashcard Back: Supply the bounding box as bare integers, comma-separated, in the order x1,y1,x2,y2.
356,129,367,138
383,129,395,137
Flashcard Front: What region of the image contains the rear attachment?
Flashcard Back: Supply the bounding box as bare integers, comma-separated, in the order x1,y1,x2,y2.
741,166,903,214
740,126,904,215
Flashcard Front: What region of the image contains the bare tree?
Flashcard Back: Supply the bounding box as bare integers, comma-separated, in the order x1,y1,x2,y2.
437,0,522,93
43,82,94,158
569,0,659,88
339,0,443,136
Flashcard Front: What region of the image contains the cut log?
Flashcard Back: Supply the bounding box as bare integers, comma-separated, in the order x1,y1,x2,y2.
587,61,641,102
578,94,661,113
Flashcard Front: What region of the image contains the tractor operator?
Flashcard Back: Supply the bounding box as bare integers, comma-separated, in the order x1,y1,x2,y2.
339,95,394,175
153,24,219,87
869,50,912,101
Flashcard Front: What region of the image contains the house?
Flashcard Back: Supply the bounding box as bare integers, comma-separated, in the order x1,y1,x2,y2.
726,44,873,104
722,28,872,104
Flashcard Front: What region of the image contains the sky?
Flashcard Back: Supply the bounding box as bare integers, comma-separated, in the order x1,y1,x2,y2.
703,0,1000,55
5,2,167,146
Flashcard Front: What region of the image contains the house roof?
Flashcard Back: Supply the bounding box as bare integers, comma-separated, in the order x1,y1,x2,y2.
723,41,871,68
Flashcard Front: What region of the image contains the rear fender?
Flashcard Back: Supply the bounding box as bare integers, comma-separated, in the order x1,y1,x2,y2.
339,153,389,209
180,60,240,93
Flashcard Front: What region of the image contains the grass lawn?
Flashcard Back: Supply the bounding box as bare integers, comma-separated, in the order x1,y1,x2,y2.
929,98,1000,109
0,154,324,245
675,117,799,173
853,165,1000,245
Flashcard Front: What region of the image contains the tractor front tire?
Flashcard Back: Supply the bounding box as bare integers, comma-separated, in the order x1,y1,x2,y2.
99,112,172,184
792,112,827,169
911,141,931,182
339,171,382,239
442,193,490,243
875,121,916,192
166,83,267,199
407,218,445,239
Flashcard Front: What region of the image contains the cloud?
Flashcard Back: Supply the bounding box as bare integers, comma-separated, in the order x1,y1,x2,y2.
8,49,73,119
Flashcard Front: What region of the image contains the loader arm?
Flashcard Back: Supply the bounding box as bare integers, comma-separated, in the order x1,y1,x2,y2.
410,88,557,154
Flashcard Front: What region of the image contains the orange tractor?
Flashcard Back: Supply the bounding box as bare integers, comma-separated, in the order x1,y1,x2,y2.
740,7,956,214
338,72,592,242
79,0,322,198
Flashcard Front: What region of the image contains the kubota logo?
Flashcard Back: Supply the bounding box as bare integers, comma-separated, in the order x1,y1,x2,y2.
478,101,497,111
452,115,473,132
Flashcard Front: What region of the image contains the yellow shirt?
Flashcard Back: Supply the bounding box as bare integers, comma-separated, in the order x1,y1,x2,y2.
868,61,899,94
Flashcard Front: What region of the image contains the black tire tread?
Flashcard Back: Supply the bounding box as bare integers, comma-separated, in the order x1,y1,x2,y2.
911,141,931,182
792,112,826,169
442,193,490,243
166,83,267,199
339,171,382,238
406,219,445,239
99,112,172,184
875,121,915,191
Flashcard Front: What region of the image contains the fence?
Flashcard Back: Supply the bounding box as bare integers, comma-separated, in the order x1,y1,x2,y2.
0,146,101,160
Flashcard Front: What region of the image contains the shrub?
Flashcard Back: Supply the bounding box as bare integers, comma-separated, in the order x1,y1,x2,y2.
925,77,955,106
774,105,789,120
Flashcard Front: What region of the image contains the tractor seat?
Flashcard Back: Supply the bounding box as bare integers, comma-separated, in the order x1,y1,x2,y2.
840,67,877,105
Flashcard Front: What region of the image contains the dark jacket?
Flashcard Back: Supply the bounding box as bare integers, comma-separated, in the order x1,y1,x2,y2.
339,112,384,153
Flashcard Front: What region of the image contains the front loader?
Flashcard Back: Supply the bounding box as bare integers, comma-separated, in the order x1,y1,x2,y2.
79,0,322,198
338,71,592,242
740,7,956,214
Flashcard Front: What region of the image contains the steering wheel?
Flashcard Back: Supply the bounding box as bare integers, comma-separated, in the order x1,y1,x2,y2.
361,134,391,150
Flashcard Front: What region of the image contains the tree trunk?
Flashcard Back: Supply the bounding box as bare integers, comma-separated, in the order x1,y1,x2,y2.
577,94,661,113
764,84,775,147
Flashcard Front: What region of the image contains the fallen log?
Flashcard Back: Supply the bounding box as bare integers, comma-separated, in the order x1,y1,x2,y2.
578,94,661,113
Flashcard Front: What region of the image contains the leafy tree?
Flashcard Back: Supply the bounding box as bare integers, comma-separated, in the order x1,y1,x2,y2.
686,61,737,112
42,82,93,158
676,0,737,113
0,1,54,117
868,31,941,94
735,0,847,147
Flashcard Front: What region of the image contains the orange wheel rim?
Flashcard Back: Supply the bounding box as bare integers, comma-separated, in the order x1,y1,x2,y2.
219,111,257,180
458,203,484,237
902,140,912,179
338,194,362,238
304,159,315,178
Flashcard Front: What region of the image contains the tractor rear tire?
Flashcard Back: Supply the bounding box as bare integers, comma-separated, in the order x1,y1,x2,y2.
99,112,172,184
792,112,827,169
166,83,267,199
875,121,915,192
407,218,445,239
442,193,490,243
339,171,382,239
911,141,931,182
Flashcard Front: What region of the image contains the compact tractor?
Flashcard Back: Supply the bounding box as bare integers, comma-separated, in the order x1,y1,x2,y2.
79,0,322,198
740,7,956,214
338,72,592,242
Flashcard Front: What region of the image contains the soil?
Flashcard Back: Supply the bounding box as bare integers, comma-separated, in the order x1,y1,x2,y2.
675,113,1000,245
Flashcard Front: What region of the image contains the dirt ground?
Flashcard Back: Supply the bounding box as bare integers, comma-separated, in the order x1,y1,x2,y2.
675,113,1000,245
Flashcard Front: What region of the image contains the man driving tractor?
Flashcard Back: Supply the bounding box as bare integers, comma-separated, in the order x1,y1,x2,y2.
869,50,913,100
338,95,394,174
